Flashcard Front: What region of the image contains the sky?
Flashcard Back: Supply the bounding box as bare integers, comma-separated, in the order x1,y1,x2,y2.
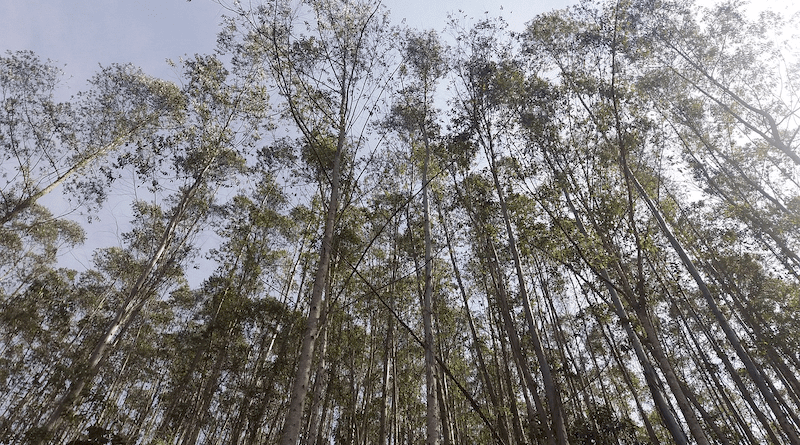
1,0,793,278
0,0,580,277
0,0,577,94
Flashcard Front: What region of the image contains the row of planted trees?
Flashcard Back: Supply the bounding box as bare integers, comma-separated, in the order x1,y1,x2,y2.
2,0,800,443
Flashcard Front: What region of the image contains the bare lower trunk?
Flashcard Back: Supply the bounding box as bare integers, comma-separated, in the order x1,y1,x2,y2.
278,127,343,445
421,122,440,445
437,196,511,445
628,169,800,445
184,339,228,445
486,141,568,445
485,241,552,445
303,306,329,445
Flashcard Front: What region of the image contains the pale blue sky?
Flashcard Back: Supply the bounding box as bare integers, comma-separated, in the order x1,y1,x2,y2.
1,0,577,91
1,0,225,91
0,0,578,277
1,0,792,279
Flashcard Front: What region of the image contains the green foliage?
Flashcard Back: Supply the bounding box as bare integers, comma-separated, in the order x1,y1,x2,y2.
569,405,647,445
4,1,800,444
66,426,127,445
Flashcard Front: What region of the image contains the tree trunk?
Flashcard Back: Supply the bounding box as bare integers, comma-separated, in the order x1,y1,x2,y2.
627,167,800,445
485,140,568,445
485,240,552,445
279,91,346,445
421,111,440,445
302,303,329,445
436,194,512,445
36,168,209,443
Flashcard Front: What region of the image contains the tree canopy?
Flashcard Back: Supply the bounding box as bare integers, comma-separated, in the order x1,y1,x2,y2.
2,0,800,444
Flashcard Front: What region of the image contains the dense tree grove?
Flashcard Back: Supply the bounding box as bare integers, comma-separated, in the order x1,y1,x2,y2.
2,0,800,443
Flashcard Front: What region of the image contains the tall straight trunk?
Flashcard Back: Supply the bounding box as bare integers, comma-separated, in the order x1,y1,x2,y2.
314,370,333,445
453,164,543,444
378,306,394,445
604,54,712,442
558,186,689,445
576,300,609,410
379,223,398,445
485,140,569,445
279,94,347,445
359,328,377,445
433,301,454,445
537,259,583,419
627,289,711,445
436,195,511,445
184,336,228,445
159,265,244,440
596,309,662,445
674,307,748,444
485,241,552,445
626,167,800,445
131,373,166,442
705,258,800,406
651,255,771,444
601,269,690,445
606,22,797,438
680,379,734,445
36,165,210,443
421,114,440,445
489,301,526,445
303,303,329,445
391,328,399,445
436,372,454,445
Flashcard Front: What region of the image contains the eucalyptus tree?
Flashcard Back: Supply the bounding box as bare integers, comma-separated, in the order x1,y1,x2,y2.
0,51,180,305
0,57,179,438
27,53,270,444
221,0,396,443
154,160,295,445
633,0,800,288
382,29,449,445
449,17,569,445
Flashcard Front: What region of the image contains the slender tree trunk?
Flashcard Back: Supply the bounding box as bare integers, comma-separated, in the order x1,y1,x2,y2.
421,113,440,445
36,168,209,443
303,303,329,445
378,306,394,445
436,195,511,445
436,371,454,445
279,93,347,445
379,224,398,445
626,167,800,445
488,300,525,445
184,336,228,445
596,309,661,445
314,370,333,445
453,164,543,444
485,140,568,445
706,260,800,407
485,240,551,445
